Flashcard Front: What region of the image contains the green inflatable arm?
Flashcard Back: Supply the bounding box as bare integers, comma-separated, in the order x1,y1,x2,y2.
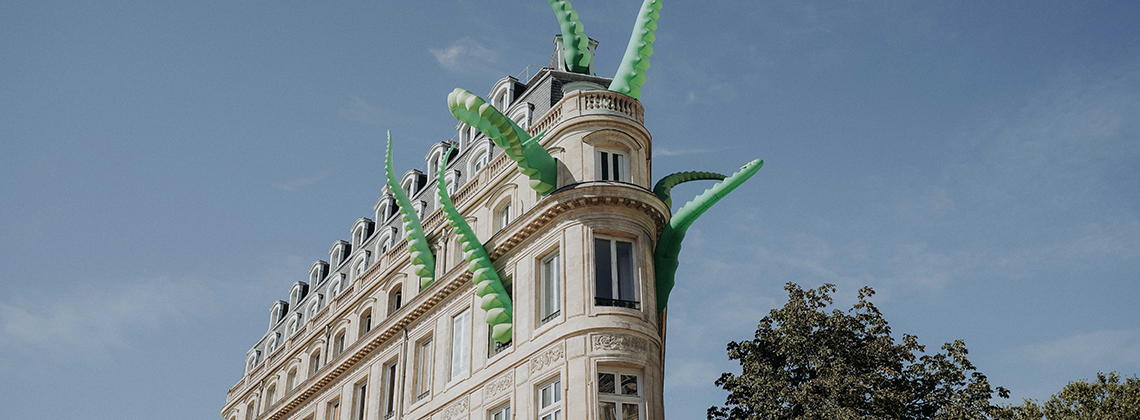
652,170,726,209
547,0,592,74
447,88,558,195
434,146,515,343
609,0,663,99
653,159,763,313
384,131,437,289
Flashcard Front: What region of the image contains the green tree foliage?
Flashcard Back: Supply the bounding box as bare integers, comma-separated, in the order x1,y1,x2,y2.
992,372,1140,420
709,283,1010,420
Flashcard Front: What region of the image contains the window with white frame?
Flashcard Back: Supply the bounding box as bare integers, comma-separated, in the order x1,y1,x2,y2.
246,401,256,420
359,308,373,336
472,147,490,173
489,403,511,420
537,378,562,420
382,360,399,419
355,255,369,280
388,286,402,317
595,148,629,182
309,296,323,318
449,308,471,382
597,369,644,420
594,237,639,309
415,336,433,400
286,368,297,392
540,252,561,325
288,316,300,337
326,398,341,420
265,384,277,409
309,350,322,376
495,201,511,232
333,330,346,358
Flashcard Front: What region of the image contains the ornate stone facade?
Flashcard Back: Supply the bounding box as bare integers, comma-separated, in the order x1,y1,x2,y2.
222,40,667,420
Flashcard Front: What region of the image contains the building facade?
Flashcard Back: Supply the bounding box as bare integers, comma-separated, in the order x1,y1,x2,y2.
222,38,671,420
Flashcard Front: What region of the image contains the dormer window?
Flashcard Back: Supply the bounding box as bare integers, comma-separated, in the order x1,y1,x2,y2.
310,261,329,285
330,241,351,267
355,254,369,280
377,227,396,254
412,201,426,219
267,333,279,353
376,196,398,222
287,315,300,337
269,301,288,327
289,283,308,308
330,275,345,299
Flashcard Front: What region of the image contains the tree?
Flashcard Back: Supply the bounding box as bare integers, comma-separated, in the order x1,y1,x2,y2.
993,372,1140,420
709,283,1010,420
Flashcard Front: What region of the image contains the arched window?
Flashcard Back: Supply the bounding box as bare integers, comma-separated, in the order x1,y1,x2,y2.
387,285,403,317
359,308,373,336
267,333,279,353
287,315,300,337
264,383,277,409
494,199,511,233
309,261,328,285
309,295,323,319
377,227,396,254
330,275,344,299
355,254,369,280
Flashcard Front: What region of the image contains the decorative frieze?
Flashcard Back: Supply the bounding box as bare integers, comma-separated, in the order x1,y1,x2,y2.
591,333,648,353
528,343,565,375
483,373,514,399
441,395,469,420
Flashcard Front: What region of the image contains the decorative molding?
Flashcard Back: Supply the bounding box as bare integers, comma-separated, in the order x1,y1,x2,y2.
483,373,514,399
441,395,469,420
528,343,565,375
591,333,648,353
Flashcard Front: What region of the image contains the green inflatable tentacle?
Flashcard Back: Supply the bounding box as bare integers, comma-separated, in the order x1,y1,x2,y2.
447,88,558,195
609,0,663,99
652,171,726,209
547,0,592,73
653,159,763,313
434,146,514,343
384,131,437,289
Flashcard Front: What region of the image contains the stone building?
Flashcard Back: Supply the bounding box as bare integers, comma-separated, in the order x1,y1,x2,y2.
222,36,673,420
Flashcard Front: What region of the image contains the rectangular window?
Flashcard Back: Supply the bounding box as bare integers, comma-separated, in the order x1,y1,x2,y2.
415,337,433,400
326,399,341,420
383,360,398,418
540,252,561,324
594,238,639,309
538,378,562,420
449,308,471,381
353,380,367,420
489,403,511,420
596,149,628,182
598,370,643,420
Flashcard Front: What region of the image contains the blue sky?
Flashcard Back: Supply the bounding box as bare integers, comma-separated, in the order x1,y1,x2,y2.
1,1,1138,419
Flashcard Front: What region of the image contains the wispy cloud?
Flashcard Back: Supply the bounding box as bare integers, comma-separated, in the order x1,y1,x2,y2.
0,278,214,359
1026,329,1140,366
272,172,329,192
339,96,407,125
657,146,742,157
430,37,500,74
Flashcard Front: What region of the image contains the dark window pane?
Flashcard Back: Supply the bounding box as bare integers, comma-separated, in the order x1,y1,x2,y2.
616,241,635,301
600,152,610,180
598,373,616,394
594,239,613,300
621,375,638,395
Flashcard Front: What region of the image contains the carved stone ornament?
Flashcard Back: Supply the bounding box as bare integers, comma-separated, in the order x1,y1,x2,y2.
484,373,514,399
591,333,648,353
527,344,565,374
441,395,469,420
